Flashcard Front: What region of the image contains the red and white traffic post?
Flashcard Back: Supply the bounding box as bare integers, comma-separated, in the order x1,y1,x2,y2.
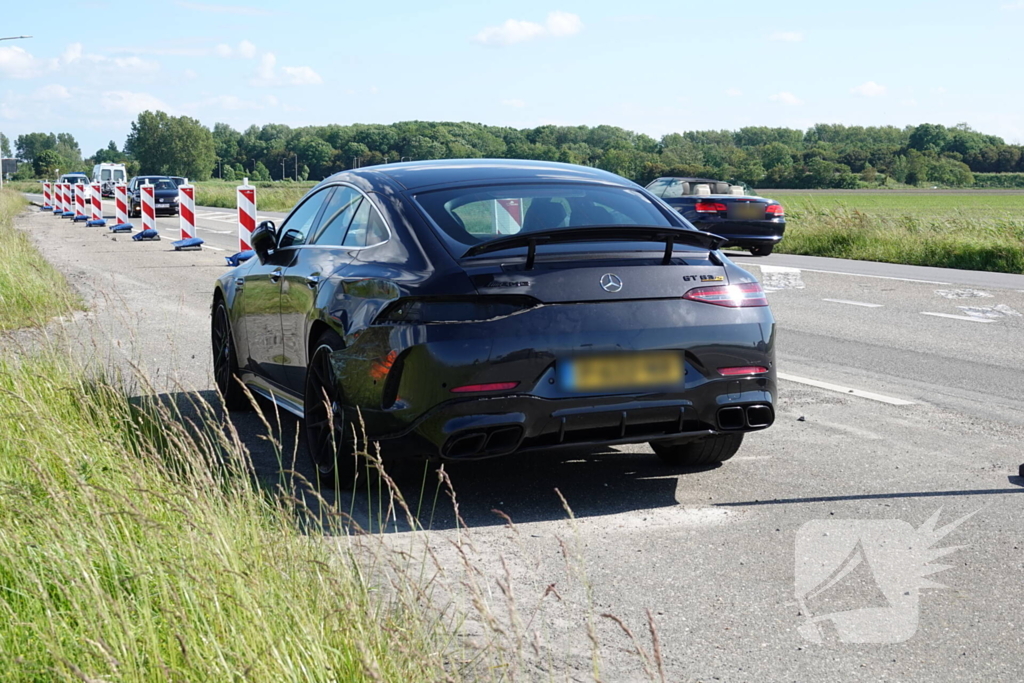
140,182,156,232
87,181,105,226
74,183,88,221
58,182,70,215
237,177,255,251
42,181,52,209
114,182,130,226
178,179,196,240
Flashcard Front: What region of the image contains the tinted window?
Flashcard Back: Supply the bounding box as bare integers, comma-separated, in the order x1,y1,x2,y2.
415,183,675,251
278,188,329,249
154,180,175,191
311,187,361,246
101,170,111,181
113,170,125,181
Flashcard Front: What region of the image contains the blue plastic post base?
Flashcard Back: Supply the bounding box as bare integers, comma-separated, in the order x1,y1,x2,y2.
61,211,75,218
225,250,255,267
110,222,134,233
41,205,52,211
132,229,161,241
52,208,62,215
72,214,89,223
86,219,107,227
171,237,204,251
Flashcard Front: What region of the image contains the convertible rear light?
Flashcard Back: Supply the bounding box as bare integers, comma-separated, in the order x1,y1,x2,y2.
718,366,768,376
451,381,520,394
695,201,727,213
683,282,768,307
765,204,784,216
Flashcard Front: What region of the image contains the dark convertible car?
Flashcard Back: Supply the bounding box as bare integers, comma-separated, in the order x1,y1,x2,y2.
646,177,786,256
212,160,777,487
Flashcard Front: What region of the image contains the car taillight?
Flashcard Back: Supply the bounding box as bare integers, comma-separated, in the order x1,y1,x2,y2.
695,201,727,213
683,282,768,307
765,204,784,216
718,366,768,376
375,296,538,324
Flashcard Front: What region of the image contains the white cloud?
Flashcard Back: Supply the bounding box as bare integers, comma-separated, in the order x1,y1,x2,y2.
769,31,803,42
474,11,583,46
249,52,322,87
770,91,803,105
851,81,886,97
502,98,526,108
215,43,233,57
99,90,170,115
238,40,257,59
932,86,947,95
0,46,44,78
173,1,271,16
901,98,917,106
281,65,322,85
1001,1,1024,8
725,88,742,97
33,84,72,101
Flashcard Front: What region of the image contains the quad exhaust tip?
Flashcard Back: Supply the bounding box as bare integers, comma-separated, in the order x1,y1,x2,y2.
443,425,524,459
717,404,774,430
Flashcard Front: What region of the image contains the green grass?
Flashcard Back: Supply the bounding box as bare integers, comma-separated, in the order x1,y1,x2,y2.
193,180,316,213
762,191,1024,273
0,190,82,330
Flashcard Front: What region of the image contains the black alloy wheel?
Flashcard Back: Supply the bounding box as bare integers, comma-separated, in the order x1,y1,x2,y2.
651,433,744,467
211,300,248,410
304,329,363,489
749,244,774,256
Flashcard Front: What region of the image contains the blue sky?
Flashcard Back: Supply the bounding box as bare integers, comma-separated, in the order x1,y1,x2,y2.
2,0,1023,156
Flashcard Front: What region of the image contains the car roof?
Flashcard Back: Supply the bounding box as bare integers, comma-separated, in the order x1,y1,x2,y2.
327,158,638,192
650,177,724,184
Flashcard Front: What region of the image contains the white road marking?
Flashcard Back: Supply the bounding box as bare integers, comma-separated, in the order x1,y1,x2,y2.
920,312,996,323
935,288,993,299
758,265,805,291
957,305,1021,319
777,372,916,405
202,244,225,251
822,298,883,308
795,268,949,285
196,226,232,235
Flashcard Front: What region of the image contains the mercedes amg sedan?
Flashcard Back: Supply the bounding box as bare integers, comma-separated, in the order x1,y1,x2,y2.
211,160,776,487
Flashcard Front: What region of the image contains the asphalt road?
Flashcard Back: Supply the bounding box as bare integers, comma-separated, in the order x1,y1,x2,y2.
14,198,1024,682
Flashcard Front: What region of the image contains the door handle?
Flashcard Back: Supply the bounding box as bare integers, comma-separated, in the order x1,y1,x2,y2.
234,277,245,290
269,269,282,283
305,274,322,289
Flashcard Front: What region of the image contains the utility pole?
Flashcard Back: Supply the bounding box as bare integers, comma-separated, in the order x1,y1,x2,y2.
281,160,285,181
294,154,298,181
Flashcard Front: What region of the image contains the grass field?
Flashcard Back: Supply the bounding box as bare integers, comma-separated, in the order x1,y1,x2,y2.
0,190,82,330
761,190,1024,274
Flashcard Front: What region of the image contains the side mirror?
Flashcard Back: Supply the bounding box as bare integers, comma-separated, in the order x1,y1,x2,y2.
252,220,276,264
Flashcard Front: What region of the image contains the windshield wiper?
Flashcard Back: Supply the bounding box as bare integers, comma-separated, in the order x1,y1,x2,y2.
461,225,726,269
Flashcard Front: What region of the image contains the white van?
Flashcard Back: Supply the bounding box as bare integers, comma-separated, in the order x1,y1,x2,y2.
92,163,127,197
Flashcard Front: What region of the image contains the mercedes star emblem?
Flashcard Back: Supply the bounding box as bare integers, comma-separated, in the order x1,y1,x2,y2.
600,273,623,293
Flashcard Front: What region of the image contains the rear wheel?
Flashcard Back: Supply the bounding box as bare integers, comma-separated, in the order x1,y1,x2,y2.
749,244,774,256
304,329,366,489
651,433,744,467
211,299,249,411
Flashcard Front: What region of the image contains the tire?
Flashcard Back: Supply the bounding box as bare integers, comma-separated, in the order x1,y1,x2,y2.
651,433,744,467
211,299,249,411
749,244,774,256
304,329,366,489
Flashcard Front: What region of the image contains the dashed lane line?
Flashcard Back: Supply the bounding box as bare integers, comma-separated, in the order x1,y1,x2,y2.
920,312,996,324
822,298,883,308
776,372,916,406
794,268,950,285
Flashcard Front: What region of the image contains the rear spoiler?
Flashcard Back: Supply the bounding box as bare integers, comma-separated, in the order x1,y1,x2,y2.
462,225,726,269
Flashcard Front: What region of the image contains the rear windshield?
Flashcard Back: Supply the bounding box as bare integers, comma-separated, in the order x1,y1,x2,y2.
414,183,677,254
154,180,176,191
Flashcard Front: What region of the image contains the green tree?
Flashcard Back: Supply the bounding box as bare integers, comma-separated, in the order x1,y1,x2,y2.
125,111,216,180
15,132,56,164
223,165,236,182
94,141,126,164
33,149,62,177
253,161,270,182
0,133,10,158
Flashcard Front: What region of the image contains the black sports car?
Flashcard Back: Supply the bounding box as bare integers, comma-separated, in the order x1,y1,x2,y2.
212,160,776,487
126,176,180,217
646,177,786,256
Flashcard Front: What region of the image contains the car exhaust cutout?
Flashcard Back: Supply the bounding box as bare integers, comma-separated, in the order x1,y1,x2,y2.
745,404,774,428
717,406,746,430
444,432,488,458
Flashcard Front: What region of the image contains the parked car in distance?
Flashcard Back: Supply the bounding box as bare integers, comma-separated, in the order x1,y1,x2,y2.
126,176,180,217
92,163,127,197
646,177,785,256
58,172,91,208
212,159,777,488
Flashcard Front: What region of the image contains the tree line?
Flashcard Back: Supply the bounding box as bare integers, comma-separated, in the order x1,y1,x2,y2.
10,114,1024,189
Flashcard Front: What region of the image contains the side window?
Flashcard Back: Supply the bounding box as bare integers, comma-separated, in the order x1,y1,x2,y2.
660,181,685,199
646,179,670,197
311,187,361,245
342,198,388,247
278,188,330,249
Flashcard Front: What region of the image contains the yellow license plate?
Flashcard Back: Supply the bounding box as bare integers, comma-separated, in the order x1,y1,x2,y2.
567,353,683,391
